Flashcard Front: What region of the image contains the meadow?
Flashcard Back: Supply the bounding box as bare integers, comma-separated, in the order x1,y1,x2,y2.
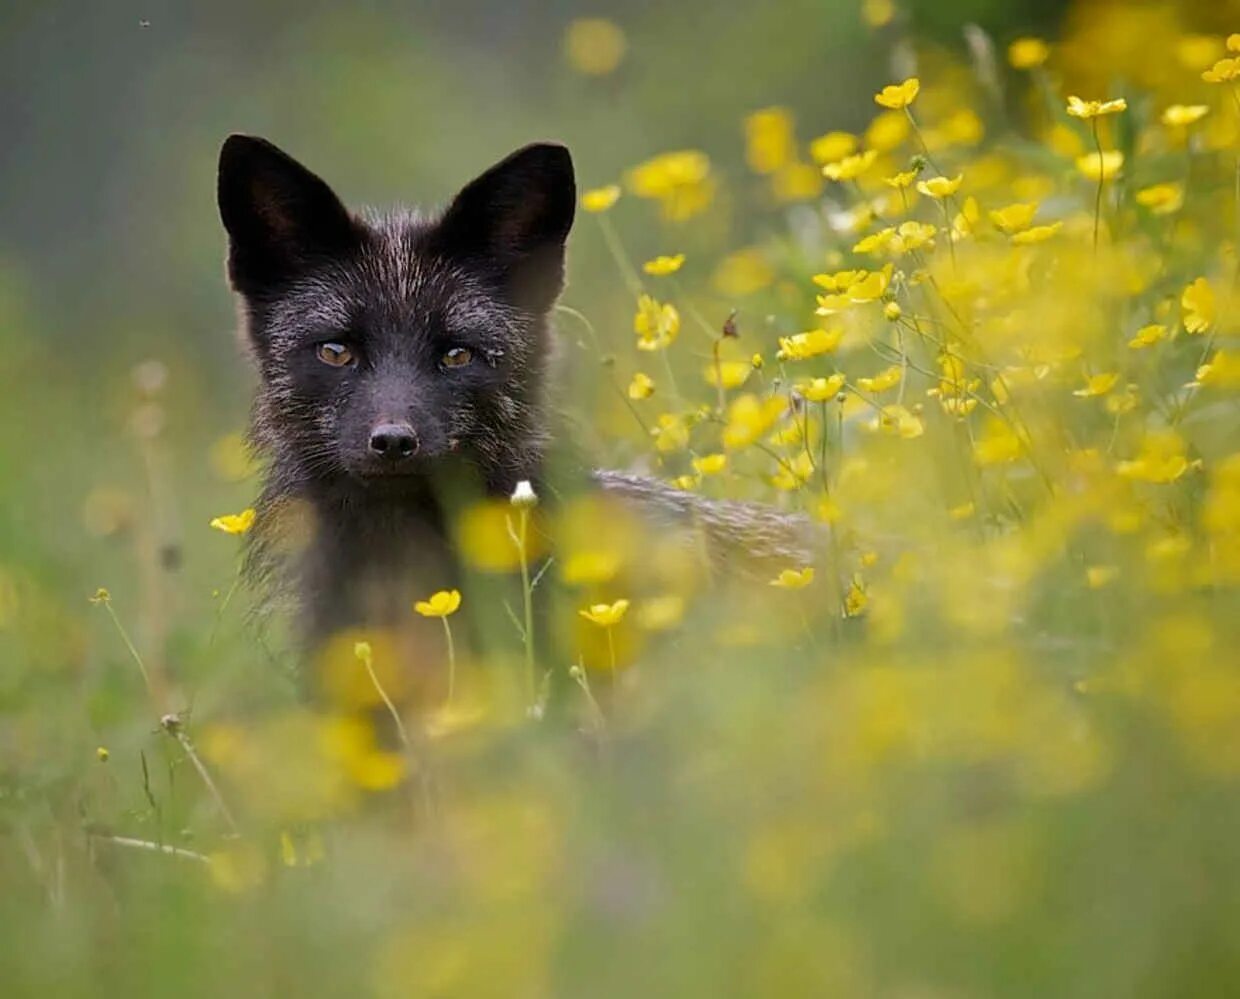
2,2,1240,995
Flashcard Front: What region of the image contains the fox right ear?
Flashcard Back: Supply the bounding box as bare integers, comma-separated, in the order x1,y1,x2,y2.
217,135,360,296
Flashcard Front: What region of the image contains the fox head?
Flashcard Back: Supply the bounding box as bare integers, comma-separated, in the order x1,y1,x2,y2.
217,135,575,500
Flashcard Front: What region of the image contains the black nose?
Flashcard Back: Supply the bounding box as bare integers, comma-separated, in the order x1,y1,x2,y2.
368,422,419,459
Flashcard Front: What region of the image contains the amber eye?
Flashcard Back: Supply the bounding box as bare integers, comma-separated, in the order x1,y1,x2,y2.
441,347,473,369
316,342,354,368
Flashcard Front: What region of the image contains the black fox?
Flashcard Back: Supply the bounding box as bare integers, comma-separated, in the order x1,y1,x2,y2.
217,135,815,652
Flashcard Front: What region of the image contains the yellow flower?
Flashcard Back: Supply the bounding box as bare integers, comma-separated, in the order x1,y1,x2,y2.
1182,277,1215,334
626,150,715,221
856,365,903,393
1073,372,1120,398
916,174,963,199
643,253,685,276
988,202,1038,234
1161,104,1209,127
870,404,924,438
712,248,775,297
652,413,690,453
722,394,786,449
561,549,622,585
1011,222,1063,245
809,131,858,165
884,301,903,321
822,150,878,182
1075,151,1124,181
1066,95,1128,119
1117,431,1189,484
874,77,920,110
209,508,256,535
1203,57,1240,84
96,746,110,762
1135,183,1184,215
703,360,752,389
579,598,630,627
797,374,846,402
844,579,869,617
1008,37,1049,69
634,294,681,351
628,372,655,400
580,184,621,213
770,567,814,589
885,169,919,189
973,419,1023,466
777,327,843,361
745,107,797,175
563,18,627,76
414,589,462,618
692,453,728,476
1128,324,1167,349
1194,350,1240,389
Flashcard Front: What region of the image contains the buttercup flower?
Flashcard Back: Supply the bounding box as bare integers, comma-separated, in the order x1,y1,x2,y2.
643,253,685,276
414,590,462,618
634,294,681,351
210,508,256,535
874,77,920,110
1182,278,1215,334
1076,151,1124,181
1161,104,1209,127
770,567,814,589
580,184,621,213
1008,37,1049,69
916,174,963,199
822,150,878,181
628,372,655,399
1066,95,1127,119
579,599,630,627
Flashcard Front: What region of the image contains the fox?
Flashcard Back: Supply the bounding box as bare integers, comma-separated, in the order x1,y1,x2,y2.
217,135,818,658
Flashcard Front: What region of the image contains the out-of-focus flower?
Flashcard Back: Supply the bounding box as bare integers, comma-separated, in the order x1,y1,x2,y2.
1161,104,1209,127
989,202,1038,234
1193,350,1240,389
579,599,630,627
703,360,752,389
692,453,728,476
1008,37,1049,69
634,294,681,351
875,77,920,110
872,404,924,438
210,508,256,535
770,567,814,589
712,248,775,297
626,150,715,221
1066,95,1127,119
857,365,903,393
652,413,690,453
628,372,655,399
809,131,858,165
797,374,846,402
643,254,685,276
1011,222,1062,245
581,185,621,213
722,394,786,449
1117,431,1190,483
414,590,462,618
563,18,627,76
745,107,797,175
1135,183,1184,215
1076,151,1124,181
917,174,963,199
1203,57,1240,84
822,150,878,182
777,327,843,361
1128,324,1168,349
1182,278,1215,334
1073,372,1120,398
1086,565,1120,589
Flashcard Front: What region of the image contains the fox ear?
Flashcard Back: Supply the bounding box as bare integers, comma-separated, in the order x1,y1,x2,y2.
217,134,360,296
431,143,576,312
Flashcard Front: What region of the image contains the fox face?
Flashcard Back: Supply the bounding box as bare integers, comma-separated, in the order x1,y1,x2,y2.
217,135,575,498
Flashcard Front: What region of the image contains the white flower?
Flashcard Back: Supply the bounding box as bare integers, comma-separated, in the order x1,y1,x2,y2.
510,480,538,508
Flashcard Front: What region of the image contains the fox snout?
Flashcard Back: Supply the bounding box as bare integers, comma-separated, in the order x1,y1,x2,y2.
367,421,419,460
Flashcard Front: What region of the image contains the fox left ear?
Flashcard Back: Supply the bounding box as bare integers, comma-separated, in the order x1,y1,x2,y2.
430,143,576,312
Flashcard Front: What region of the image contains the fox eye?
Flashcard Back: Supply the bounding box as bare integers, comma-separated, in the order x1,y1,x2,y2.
316,342,354,368
441,346,473,369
